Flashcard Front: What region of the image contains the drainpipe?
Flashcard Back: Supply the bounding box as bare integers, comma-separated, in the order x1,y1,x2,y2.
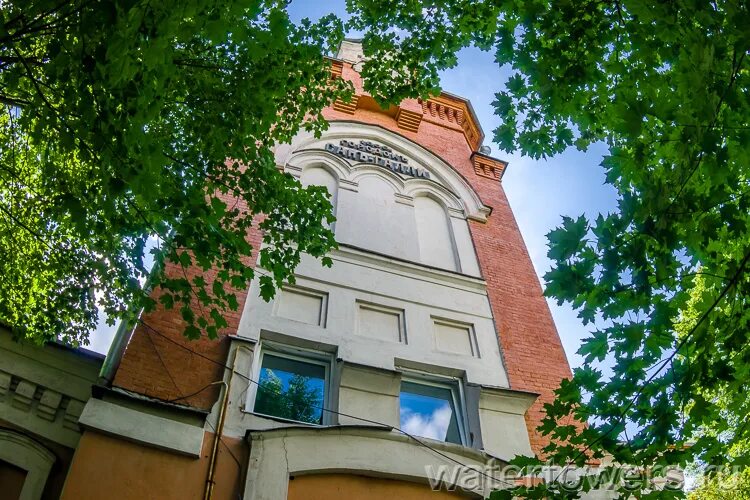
204,380,228,500
97,316,138,386
98,251,165,386
205,345,244,500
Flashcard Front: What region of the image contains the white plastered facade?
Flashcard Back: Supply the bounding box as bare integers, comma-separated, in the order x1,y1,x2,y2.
214,123,537,498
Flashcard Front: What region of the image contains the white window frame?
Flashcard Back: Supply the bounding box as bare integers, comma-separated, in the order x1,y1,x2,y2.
399,371,469,446
246,342,333,426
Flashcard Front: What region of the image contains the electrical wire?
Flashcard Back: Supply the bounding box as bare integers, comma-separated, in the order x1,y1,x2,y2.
163,380,223,404
138,318,517,489
146,342,245,495
144,327,187,400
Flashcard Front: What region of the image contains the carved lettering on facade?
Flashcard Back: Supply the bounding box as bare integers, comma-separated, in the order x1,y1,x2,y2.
325,140,430,179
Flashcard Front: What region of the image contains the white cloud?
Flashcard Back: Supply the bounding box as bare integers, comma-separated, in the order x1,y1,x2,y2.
401,403,453,441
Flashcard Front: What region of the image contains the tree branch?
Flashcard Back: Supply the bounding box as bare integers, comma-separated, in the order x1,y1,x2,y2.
0,202,53,250
0,95,31,107
667,52,746,209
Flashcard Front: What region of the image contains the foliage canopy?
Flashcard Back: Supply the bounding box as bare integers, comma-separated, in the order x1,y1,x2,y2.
1,0,349,344
2,0,749,497
688,467,750,500
353,0,750,496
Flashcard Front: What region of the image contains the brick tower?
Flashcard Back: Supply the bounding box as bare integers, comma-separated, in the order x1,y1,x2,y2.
62,40,572,499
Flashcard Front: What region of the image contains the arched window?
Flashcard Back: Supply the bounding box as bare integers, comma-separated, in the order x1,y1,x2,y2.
0,430,55,500
414,196,458,271
284,132,486,275
301,166,338,230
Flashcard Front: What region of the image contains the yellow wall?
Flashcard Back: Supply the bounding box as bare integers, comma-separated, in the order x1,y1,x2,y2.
64,431,475,499
62,430,246,500
287,474,472,500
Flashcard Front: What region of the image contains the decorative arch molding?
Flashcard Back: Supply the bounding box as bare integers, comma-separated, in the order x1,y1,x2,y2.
348,165,407,194
278,122,491,222
284,149,350,182
0,429,55,500
404,180,465,216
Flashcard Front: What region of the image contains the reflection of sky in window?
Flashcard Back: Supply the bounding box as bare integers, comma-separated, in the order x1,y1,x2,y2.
400,382,460,443
257,354,325,423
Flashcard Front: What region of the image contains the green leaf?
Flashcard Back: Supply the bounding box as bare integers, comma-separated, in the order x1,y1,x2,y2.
259,275,276,302
577,330,608,362
547,216,588,262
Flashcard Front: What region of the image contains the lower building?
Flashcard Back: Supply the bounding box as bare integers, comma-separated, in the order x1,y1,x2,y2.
0,327,102,499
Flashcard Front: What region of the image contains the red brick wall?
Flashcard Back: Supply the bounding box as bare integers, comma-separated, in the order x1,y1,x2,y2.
467,181,572,457
113,205,263,409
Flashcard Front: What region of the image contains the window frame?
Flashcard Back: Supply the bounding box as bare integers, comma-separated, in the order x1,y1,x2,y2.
398,371,469,446
247,342,333,426
0,429,55,500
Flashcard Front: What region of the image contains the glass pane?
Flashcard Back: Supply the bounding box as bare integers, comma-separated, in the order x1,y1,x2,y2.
254,353,326,424
400,381,461,444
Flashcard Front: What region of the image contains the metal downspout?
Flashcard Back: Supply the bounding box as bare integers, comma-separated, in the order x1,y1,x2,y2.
98,251,165,386
205,345,245,500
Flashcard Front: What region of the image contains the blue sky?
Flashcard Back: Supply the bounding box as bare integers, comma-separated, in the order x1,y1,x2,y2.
89,3,619,371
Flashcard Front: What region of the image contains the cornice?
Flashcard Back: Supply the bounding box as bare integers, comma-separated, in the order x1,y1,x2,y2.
470,151,509,181
419,93,485,151
325,58,487,152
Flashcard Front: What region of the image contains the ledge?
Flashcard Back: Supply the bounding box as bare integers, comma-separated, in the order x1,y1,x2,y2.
246,424,500,467
78,398,205,457
470,151,508,181
242,424,506,499
331,243,488,293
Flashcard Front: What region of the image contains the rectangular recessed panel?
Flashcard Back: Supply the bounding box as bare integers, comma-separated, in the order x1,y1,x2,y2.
357,303,404,343
276,288,326,326
433,320,476,357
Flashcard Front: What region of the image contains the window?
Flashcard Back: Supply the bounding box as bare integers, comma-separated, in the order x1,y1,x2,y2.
0,430,55,500
251,346,331,425
399,377,466,445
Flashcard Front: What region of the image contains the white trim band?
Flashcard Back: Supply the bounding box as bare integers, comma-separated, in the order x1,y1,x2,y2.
78,399,204,457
